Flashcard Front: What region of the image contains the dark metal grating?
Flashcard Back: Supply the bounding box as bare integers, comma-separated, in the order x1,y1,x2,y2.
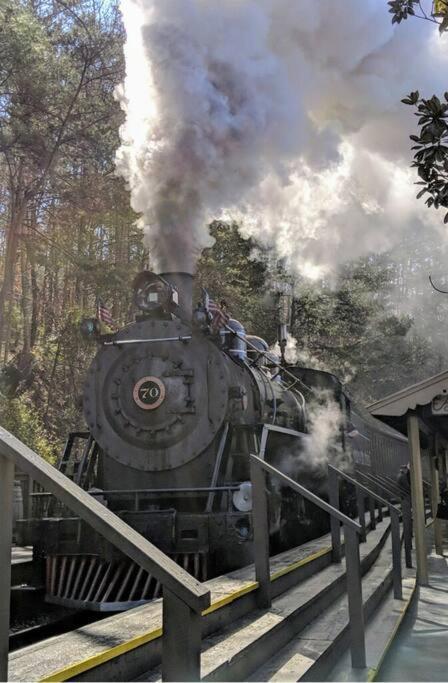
45,552,207,611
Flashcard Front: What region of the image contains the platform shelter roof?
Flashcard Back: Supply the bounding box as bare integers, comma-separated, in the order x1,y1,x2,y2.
367,370,448,588
367,369,448,440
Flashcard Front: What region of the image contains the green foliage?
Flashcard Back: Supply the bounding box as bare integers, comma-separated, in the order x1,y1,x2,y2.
0,0,124,178
389,2,448,222
196,221,277,342
291,255,440,403
388,0,448,32
0,394,56,461
0,0,145,457
402,91,448,223
388,0,419,23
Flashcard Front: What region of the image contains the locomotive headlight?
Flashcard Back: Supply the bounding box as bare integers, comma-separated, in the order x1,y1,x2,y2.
233,481,253,512
132,271,179,315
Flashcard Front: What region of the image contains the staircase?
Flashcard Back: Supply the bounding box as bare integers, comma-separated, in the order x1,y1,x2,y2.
135,459,416,682
139,515,405,682
9,500,416,683
7,445,417,683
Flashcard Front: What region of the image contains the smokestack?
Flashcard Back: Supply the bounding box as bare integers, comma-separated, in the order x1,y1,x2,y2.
160,272,193,322
273,271,293,365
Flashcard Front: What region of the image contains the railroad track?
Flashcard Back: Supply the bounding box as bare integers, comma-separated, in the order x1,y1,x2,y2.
10,602,105,651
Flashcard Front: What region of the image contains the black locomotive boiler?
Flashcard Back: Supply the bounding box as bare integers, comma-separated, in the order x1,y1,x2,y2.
18,270,409,611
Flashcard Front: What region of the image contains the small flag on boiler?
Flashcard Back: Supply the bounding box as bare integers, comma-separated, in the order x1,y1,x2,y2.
209,298,230,332
202,288,230,331
97,298,116,333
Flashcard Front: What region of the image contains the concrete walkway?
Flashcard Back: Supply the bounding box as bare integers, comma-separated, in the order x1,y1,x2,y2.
379,552,448,681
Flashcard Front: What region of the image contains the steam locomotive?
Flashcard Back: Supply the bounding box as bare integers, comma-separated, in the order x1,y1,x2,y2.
18,270,409,612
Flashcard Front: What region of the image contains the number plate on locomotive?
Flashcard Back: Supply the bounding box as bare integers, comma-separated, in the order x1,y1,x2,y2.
133,376,166,410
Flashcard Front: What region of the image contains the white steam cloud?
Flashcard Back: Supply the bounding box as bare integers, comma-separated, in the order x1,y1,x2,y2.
116,0,448,275
271,392,350,493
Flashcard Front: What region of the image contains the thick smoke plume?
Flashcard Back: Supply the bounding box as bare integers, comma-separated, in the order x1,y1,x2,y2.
116,0,448,275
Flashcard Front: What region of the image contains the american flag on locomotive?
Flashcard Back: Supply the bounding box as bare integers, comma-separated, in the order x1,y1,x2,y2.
202,289,230,331
97,299,116,330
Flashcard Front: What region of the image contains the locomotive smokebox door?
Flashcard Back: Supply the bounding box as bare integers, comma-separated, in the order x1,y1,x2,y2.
84,319,228,472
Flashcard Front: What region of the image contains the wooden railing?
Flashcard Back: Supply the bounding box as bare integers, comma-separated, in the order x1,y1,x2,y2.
356,470,413,569
328,464,405,599
250,454,367,669
0,427,210,682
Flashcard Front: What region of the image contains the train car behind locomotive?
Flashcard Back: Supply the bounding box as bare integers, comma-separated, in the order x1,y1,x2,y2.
17,270,409,612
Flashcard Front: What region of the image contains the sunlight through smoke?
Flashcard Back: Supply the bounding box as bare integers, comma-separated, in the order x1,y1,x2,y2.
116,0,448,275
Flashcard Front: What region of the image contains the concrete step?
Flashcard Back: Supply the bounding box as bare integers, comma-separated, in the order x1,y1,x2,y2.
250,532,406,682
141,518,391,682
327,574,416,682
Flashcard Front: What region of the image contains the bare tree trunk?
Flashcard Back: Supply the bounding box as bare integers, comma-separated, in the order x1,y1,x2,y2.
26,236,40,350
20,244,32,354
0,168,28,359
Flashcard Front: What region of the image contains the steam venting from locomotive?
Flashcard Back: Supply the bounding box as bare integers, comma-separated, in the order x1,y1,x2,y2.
270,392,348,496
116,0,448,277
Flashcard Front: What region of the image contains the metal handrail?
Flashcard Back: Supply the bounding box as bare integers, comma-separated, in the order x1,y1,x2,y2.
356,470,413,570
329,466,398,512
374,472,430,520
357,470,403,500
0,427,210,681
249,454,366,669
328,465,403,600
252,456,361,533
258,423,307,460
371,472,411,499
31,485,240,497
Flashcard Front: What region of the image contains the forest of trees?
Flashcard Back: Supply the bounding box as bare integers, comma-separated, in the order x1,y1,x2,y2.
1,0,448,462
